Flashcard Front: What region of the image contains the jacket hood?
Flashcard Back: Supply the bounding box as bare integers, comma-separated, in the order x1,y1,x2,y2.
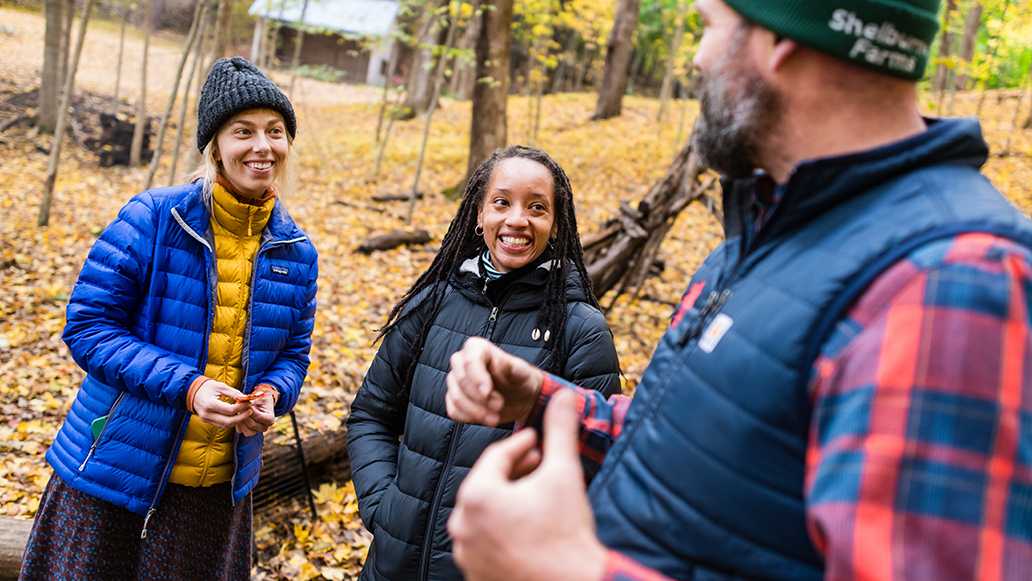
723,117,990,241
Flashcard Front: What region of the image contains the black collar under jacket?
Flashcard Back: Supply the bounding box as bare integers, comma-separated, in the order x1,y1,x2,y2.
720,117,990,244
450,248,591,310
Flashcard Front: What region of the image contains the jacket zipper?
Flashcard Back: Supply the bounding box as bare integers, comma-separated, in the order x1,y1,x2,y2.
417,290,502,580
676,190,771,349
233,234,307,505
679,288,732,347
77,392,127,471
143,208,219,539
141,416,188,539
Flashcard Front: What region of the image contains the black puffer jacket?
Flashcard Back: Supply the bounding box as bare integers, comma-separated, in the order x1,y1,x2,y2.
347,255,621,581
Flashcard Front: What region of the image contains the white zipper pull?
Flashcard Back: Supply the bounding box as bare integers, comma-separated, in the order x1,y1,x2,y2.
140,507,157,539
489,307,498,322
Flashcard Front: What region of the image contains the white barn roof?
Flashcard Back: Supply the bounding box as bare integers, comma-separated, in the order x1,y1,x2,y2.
248,0,399,37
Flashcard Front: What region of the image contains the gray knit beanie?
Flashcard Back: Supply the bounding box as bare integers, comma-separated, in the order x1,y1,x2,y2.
196,57,297,151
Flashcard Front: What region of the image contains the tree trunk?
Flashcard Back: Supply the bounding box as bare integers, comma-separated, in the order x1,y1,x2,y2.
673,70,693,147
57,0,74,98
288,0,312,96
39,0,64,133
402,1,447,118
933,0,956,94
955,2,982,90
250,17,265,62
185,7,213,172
657,0,685,123
374,45,401,146
466,0,513,181
532,81,544,144
550,31,578,94
449,0,482,100
264,21,280,68
39,0,97,227
372,106,398,178
407,12,459,223
625,47,642,96
113,9,128,109
572,46,586,92
212,0,231,58
584,128,716,302
592,0,640,120
169,5,211,185
975,0,1012,117
145,0,208,190
403,50,434,117
523,53,534,142
576,45,597,92
1003,61,1032,155
130,0,155,167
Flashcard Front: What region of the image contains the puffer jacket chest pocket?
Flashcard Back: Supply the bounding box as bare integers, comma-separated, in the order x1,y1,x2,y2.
249,259,306,338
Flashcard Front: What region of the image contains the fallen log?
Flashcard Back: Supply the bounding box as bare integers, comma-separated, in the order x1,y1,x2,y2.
252,426,349,513
356,229,432,254
372,191,424,202
0,517,31,580
0,113,28,133
584,132,721,306
0,428,350,579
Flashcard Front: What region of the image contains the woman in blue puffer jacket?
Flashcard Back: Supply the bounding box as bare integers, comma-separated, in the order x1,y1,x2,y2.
19,58,317,580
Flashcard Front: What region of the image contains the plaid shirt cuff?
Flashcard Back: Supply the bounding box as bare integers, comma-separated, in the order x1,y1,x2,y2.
517,373,571,431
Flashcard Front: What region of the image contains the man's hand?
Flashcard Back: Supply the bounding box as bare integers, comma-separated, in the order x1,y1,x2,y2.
192,380,252,429
445,337,544,426
448,390,607,581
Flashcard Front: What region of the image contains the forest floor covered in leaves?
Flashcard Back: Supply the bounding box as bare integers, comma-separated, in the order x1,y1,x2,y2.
1,7,1030,579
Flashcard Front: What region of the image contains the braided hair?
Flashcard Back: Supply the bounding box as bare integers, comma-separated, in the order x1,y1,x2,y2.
377,145,600,377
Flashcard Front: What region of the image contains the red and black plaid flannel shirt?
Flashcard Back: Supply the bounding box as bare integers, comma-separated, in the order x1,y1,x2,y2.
527,233,1032,580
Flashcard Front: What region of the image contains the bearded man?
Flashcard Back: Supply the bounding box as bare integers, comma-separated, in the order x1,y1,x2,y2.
441,0,1032,579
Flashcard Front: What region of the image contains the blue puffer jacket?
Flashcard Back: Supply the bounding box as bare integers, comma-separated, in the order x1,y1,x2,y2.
46,181,318,529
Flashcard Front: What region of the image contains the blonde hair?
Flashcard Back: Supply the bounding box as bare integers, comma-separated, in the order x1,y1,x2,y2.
190,134,297,202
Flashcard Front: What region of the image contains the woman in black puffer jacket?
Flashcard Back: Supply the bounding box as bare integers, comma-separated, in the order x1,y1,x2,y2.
347,146,621,581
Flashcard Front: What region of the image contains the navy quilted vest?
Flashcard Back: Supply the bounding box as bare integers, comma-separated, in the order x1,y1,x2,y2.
587,119,1032,579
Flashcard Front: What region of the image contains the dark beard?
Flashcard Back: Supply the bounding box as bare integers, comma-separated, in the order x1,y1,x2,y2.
692,60,781,180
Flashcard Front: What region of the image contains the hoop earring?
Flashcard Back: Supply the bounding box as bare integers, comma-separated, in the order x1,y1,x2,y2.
475,225,484,237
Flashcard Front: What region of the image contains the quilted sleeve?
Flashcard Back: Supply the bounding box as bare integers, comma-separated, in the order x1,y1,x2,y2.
561,303,622,398
62,192,204,408
346,288,434,529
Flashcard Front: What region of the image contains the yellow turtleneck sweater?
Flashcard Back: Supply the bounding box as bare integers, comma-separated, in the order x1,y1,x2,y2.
169,182,275,487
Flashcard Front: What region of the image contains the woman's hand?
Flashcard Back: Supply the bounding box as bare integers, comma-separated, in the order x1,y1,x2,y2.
236,392,276,437
192,380,253,428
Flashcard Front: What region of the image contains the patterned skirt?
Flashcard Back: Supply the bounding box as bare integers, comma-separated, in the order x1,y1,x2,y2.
19,474,252,581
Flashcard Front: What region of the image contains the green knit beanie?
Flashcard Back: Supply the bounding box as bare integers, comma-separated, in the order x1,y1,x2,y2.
723,0,941,80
